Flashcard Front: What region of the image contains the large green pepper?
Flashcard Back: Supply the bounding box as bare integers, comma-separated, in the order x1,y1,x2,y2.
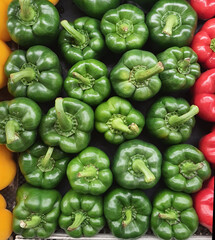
4,46,63,103
64,59,111,106
7,0,60,48
163,144,211,193
113,139,162,189
101,4,148,54
151,189,198,240
59,190,105,238
58,18,105,65
13,183,61,238
39,98,94,153
104,188,152,239
95,96,145,145
0,97,41,152
146,97,199,144
110,50,163,101
146,0,197,49
67,146,113,195
157,47,200,92
19,142,70,189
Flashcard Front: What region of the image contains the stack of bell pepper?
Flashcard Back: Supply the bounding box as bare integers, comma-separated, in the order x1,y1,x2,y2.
0,0,214,239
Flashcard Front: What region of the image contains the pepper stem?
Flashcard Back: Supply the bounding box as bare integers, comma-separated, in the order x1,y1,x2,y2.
168,105,199,127
72,72,91,85
20,215,41,229
5,120,20,145
61,20,85,45
135,62,164,81
122,209,132,227
111,118,139,134
159,212,178,220
181,162,204,174
210,38,215,52
55,98,73,132
40,147,54,169
19,0,35,22
119,23,129,33
78,166,97,178
10,68,36,84
162,15,178,36
67,213,86,231
132,159,155,183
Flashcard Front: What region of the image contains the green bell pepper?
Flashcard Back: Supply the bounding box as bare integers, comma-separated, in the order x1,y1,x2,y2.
39,97,94,154
0,97,41,152
95,96,145,145
59,190,105,238
110,49,163,101
163,144,211,193
67,146,113,195
19,142,70,189
101,4,148,54
104,188,152,239
13,183,61,239
7,0,60,48
64,59,111,106
58,18,105,65
146,0,197,49
4,45,63,103
146,97,199,144
113,139,162,189
151,189,199,240
157,47,201,92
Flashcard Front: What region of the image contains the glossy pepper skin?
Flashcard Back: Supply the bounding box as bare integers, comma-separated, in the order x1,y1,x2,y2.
19,142,70,189
4,45,63,103
0,97,41,152
59,190,105,238
64,59,111,106
193,176,214,233
13,183,61,239
101,4,148,54
163,144,211,193
157,47,200,92
146,97,199,144
113,140,162,190
191,18,215,69
95,96,145,145
67,147,113,195
39,98,94,154
190,0,215,20
104,188,152,239
58,18,105,66
151,189,199,240
110,50,163,101
7,0,60,48
146,0,197,50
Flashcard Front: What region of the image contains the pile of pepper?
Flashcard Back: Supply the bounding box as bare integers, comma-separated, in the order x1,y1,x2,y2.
0,0,214,239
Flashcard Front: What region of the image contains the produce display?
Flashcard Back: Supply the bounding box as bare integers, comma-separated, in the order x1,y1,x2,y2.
0,0,214,239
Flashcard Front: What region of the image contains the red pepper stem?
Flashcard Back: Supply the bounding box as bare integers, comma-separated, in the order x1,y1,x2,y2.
67,213,86,231
40,147,54,169
78,166,97,178
19,0,35,22
10,68,35,83
5,120,20,145
159,212,178,220
72,72,91,85
162,14,178,36
210,38,215,52
122,209,132,227
111,118,139,134
20,215,41,229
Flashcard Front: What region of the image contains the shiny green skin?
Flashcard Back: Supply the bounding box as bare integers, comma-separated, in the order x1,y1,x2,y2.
0,97,42,152
131,0,158,11
163,144,211,193
7,0,60,48
64,59,111,106
5,45,63,102
110,50,161,101
58,17,105,65
101,4,149,54
104,188,152,239
113,139,162,189
19,142,70,189
146,0,197,49
95,96,145,145
59,190,105,238
39,98,94,154
73,0,121,19
67,147,113,195
146,97,196,144
13,183,61,239
157,47,200,92
151,189,198,240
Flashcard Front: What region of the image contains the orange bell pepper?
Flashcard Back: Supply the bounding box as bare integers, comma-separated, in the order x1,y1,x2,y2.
0,0,12,42
49,0,59,5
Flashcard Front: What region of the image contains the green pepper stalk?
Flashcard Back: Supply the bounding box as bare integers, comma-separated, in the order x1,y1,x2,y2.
162,15,178,36
19,0,35,22
67,213,86,231
20,215,41,229
122,209,132,227
5,120,20,145
10,68,35,84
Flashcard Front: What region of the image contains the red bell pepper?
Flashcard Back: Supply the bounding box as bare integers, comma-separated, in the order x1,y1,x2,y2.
190,0,215,20
191,18,215,69
193,176,214,233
